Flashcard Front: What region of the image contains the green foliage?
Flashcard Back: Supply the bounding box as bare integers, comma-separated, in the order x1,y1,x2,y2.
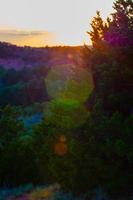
0,106,39,185
45,64,93,103
0,105,24,150
31,115,81,192
45,98,89,130
82,0,133,197
0,1,132,199
79,106,133,195
0,66,7,78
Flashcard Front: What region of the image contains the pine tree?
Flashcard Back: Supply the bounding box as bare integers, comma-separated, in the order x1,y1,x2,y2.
105,0,133,46
88,11,108,48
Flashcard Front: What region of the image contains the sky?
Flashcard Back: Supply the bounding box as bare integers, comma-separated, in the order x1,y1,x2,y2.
0,0,114,46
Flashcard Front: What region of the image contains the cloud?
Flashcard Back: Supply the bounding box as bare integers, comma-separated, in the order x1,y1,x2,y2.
0,29,57,47
0,29,51,37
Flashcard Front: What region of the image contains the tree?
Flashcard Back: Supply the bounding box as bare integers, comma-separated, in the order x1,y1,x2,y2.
82,0,133,197
88,11,108,48
86,0,133,115
0,105,24,150
105,0,133,46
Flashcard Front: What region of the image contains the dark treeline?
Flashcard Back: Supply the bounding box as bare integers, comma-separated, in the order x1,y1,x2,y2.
0,0,133,199
82,0,133,196
0,42,82,70
0,66,50,106
0,44,82,106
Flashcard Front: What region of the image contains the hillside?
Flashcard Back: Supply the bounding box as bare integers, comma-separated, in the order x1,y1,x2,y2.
0,42,83,70
0,42,88,107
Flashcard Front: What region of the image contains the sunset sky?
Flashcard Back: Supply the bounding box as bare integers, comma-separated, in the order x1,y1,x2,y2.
0,0,114,47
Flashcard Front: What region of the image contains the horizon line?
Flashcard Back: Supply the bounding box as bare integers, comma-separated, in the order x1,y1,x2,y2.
0,40,89,48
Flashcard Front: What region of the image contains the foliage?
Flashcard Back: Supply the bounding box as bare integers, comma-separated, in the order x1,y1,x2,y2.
82,0,133,197
88,11,109,48
0,1,132,199
45,98,89,130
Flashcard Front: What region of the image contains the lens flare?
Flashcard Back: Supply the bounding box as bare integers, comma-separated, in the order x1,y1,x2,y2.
54,135,68,156
45,64,94,102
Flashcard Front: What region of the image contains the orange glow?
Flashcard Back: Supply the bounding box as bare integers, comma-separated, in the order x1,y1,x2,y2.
54,135,68,156
0,29,57,47
0,0,114,46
